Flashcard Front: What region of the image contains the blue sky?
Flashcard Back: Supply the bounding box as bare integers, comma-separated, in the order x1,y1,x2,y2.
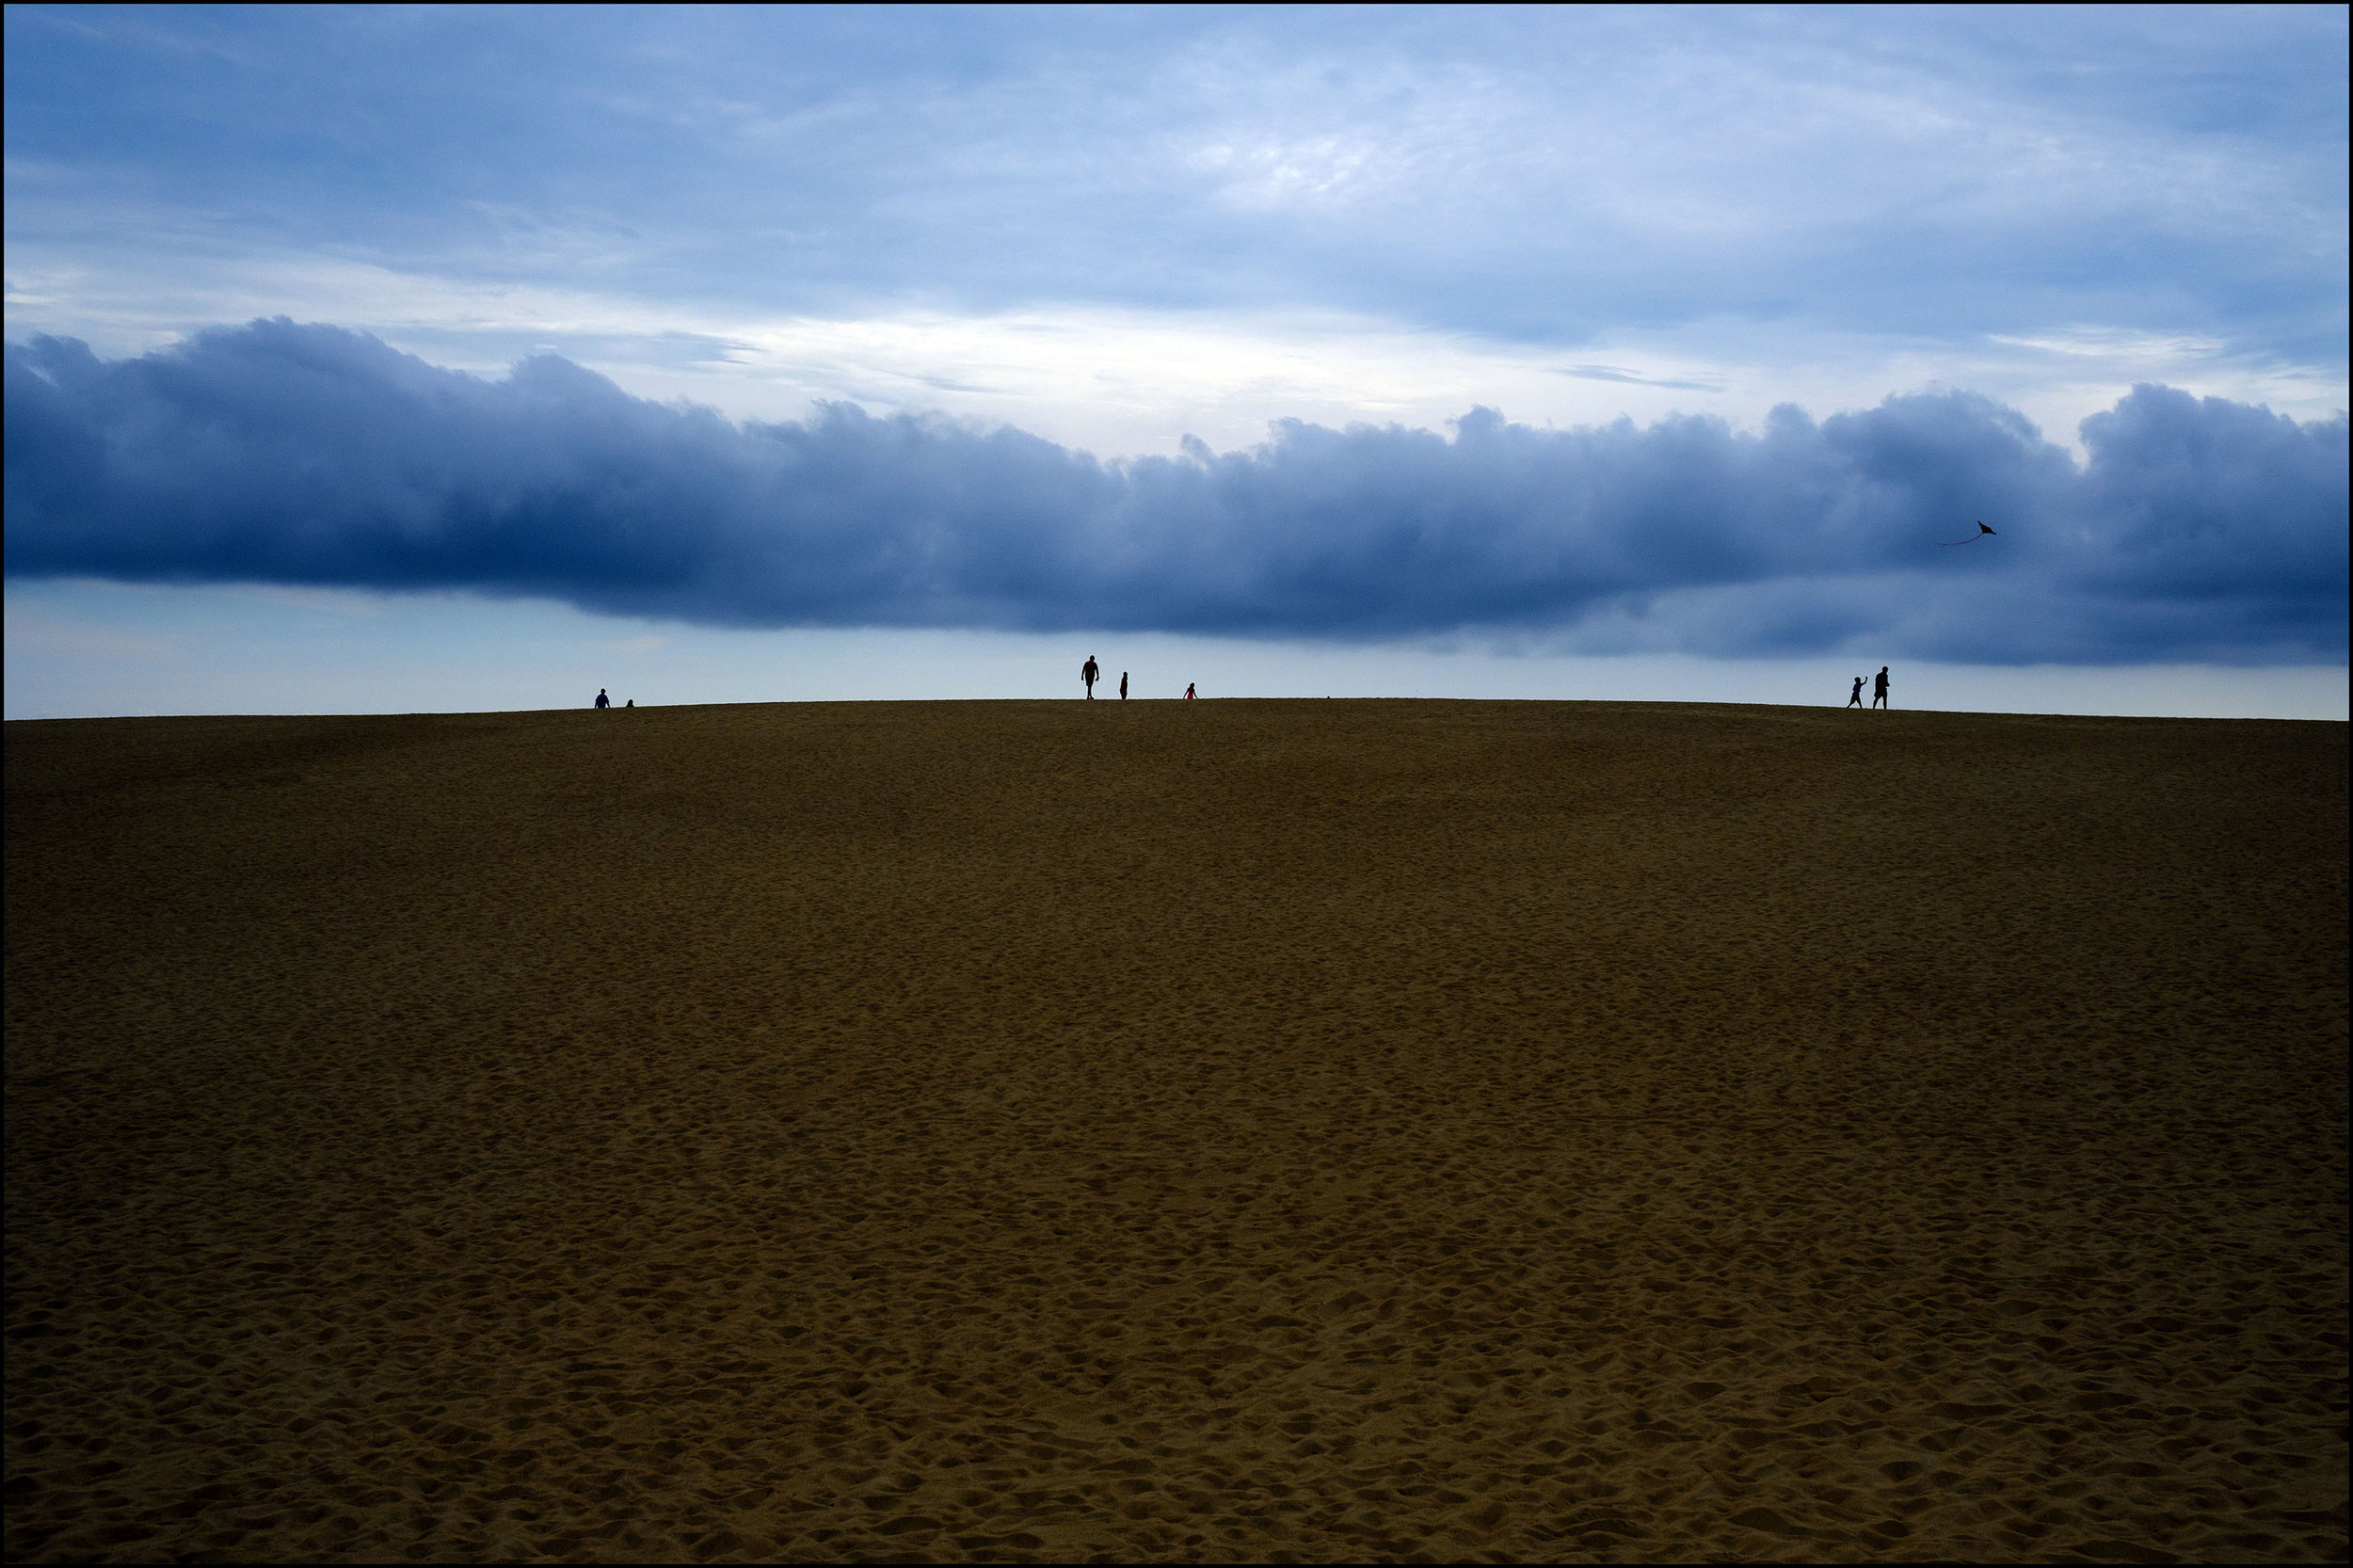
5,4,2346,717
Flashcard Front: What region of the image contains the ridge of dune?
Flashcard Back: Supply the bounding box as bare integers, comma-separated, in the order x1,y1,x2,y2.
7,698,2346,1563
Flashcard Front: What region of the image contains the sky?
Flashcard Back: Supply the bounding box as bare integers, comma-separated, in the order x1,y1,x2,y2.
5,4,2346,719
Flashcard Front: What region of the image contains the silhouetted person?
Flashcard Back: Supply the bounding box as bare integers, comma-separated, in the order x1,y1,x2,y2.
1081,655,1099,698
625,698,634,708
1119,671,1128,700
1847,676,1864,708
1185,681,1196,700
595,688,610,710
1872,666,1890,710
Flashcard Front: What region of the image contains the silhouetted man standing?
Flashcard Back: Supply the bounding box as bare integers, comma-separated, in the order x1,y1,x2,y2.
595,688,610,710
1119,671,1128,700
1847,676,1864,708
1081,656,1099,698
1872,666,1890,710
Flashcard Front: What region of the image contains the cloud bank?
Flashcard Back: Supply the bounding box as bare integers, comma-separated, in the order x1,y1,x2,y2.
7,320,2345,664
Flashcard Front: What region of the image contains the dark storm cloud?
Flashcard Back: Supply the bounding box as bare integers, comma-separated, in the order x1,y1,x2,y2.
7,321,2345,664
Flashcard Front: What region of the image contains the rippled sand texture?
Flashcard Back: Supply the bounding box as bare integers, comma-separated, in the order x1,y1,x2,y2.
7,699,2346,1563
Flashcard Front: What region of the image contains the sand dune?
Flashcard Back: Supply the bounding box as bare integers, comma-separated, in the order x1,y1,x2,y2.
6,697,2345,1563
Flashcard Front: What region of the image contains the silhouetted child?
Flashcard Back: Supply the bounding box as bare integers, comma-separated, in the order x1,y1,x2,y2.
595,689,610,710
625,699,633,708
1119,671,1128,699
1847,676,1864,708
1185,682,1195,700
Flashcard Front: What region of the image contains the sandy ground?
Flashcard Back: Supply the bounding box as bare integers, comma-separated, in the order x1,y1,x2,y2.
5,697,2345,1564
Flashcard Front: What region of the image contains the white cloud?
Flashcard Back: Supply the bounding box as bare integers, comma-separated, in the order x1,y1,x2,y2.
1992,328,2231,363
9,245,2344,464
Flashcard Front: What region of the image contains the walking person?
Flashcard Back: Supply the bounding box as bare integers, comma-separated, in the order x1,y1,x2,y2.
1081,655,1099,699
1871,666,1890,710
1185,682,1196,700
1119,671,1128,700
1847,675,1865,708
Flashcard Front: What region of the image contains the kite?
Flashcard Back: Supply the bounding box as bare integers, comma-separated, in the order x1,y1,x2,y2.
1940,520,1997,546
